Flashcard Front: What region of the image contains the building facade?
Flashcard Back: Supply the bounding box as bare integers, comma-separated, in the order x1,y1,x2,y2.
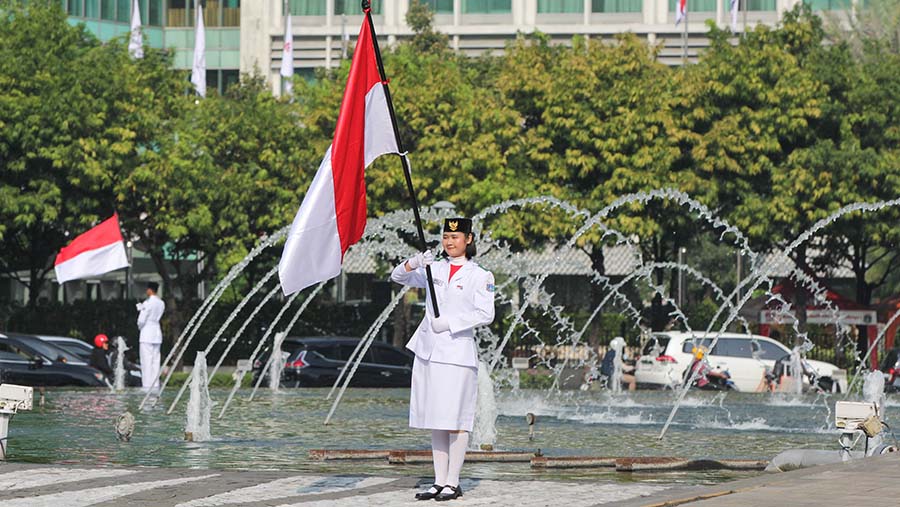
62,0,855,96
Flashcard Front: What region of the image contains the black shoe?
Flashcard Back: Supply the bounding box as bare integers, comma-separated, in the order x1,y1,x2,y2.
415,484,444,501
434,485,463,501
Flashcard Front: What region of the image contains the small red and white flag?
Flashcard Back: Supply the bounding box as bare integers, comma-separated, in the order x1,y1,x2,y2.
278,16,398,296
676,0,687,25
54,214,130,284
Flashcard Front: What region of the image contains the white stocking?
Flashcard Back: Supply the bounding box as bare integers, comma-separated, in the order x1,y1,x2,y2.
445,431,469,488
430,430,450,490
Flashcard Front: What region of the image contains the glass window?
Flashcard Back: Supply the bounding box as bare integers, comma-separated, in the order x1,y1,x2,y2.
85,0,99,18
713,338,753,358
745,0,775,10
372,345,412,367
0,342,35,362
222,0,239,26
668,0,716,12
539,0,582,12
752,340,789,360
291,0,326,15
335,0,382,15
643,335,670,356
167,0,189,26
56,343,92,360
462,0,511,13
116,0,130,21
148,0,163,25
804,0,849,9
101,0,115,20
593,0,642,12
68,0,84,17
423,0,454,13
681,338,715,354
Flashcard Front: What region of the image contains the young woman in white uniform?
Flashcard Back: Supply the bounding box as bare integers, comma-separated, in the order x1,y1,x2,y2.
391,217,496,502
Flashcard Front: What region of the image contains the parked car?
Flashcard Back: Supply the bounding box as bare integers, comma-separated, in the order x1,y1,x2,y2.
36,334,143,387
253,337,415,388
880,348,900,392
0,333,107,387
635,332,848,393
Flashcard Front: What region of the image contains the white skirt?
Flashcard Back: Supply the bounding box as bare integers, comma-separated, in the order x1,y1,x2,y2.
409,357,478,431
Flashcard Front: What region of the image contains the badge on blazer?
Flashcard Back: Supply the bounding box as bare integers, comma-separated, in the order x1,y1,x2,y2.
486,283,495,292
434,279,445,286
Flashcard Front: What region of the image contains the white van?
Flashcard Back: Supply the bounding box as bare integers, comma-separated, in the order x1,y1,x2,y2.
634,332,848,392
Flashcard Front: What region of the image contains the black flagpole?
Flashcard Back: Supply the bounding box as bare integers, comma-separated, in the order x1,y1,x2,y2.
361,1,440,318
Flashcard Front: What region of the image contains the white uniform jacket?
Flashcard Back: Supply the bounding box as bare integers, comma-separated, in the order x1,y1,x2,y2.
137,295,165,344
391,259,495,368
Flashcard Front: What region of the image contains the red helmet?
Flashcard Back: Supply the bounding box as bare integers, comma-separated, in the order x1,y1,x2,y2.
94,334,109,347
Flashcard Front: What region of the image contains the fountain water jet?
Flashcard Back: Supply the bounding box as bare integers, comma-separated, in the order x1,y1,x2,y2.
184,352,211,442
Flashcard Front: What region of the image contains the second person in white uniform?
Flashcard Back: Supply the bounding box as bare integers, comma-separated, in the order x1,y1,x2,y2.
136,281,165,391
391,217,496,502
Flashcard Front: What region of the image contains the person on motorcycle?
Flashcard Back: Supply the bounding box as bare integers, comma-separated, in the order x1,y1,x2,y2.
685,345,730,390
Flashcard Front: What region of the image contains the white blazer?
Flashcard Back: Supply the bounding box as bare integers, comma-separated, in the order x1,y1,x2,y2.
391,259,495,368
137,295,165,344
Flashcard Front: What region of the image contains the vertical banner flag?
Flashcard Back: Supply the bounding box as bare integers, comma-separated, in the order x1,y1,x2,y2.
730,0,739,31
191,1,206,97
676,0,687,25
278,16,399,295
281,12,294,96
55,214,130,284
129,0,143,59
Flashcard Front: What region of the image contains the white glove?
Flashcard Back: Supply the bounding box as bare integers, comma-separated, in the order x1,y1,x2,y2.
406,250,434,270
431,315,450,334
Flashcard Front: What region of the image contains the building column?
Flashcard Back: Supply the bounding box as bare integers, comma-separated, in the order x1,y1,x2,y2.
524,0,537,27
655,0,668,25
584,0,592,24
643,0,655,24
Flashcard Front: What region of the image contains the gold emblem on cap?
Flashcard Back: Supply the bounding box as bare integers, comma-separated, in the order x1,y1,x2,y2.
448,220,459,231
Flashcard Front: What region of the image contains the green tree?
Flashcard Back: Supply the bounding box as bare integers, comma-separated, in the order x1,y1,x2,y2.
0,1,181,306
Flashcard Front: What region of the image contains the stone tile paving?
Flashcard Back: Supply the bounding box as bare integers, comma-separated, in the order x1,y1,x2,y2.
0,464,668,506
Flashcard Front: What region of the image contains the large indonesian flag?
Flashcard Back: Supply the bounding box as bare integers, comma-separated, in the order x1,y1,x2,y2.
54,214,130,284
278,16,398,296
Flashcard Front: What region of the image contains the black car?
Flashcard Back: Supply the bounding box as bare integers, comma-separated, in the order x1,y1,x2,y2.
880,348,900,392
0,333,107,387
35,334,143,387
253,337,415,388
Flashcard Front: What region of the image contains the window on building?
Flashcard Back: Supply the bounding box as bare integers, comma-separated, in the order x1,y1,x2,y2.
335,0,382,15
101,0,115,20
804,0,849,9
462,0,511,13
221,69,240,92
167,0,190,26
85,0,99,18
744,0,775,9
148,0,163,25
116,0,130,22
539,0,583,13
423,0,454,13
290,0,326,15
68,0,84,17
668,0,716,12
222,0,239,26
592,0,642,12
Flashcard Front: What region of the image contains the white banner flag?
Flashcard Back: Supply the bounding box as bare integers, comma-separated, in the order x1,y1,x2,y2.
191,2,206,97
129,0,143,59
281,13,294,96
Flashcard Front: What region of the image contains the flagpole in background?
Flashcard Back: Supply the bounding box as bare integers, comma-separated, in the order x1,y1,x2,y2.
361,0,440,318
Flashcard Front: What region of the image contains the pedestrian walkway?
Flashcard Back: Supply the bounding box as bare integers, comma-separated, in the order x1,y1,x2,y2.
616,453,900,506
0,463,666,506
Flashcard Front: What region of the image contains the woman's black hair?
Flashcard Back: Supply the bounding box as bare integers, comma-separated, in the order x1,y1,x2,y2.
465,234,477,259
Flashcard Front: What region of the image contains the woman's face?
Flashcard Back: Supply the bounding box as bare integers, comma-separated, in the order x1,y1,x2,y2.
442,232,471,257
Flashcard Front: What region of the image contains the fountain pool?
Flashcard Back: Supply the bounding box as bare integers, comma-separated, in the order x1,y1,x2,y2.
10,388,898,485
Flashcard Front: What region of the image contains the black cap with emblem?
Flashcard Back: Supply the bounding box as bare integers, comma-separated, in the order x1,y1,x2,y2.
443,218,472,234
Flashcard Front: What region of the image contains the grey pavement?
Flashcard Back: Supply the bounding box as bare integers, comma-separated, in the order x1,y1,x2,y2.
2,454,898,506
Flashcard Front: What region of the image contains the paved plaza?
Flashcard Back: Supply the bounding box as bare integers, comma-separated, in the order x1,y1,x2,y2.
0,453,898,506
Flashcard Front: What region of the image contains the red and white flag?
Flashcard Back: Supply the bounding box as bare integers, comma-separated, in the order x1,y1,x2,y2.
278,16,398,296
675,0,687,25
54,214,130,284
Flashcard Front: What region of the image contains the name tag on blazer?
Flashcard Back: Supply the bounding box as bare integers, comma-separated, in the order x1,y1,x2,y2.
433,279,445,287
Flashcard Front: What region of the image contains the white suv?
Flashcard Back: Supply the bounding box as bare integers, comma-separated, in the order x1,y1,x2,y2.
634,332,848,393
